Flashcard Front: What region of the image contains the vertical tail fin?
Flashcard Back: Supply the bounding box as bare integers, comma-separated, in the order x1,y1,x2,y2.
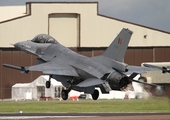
103,28,133,62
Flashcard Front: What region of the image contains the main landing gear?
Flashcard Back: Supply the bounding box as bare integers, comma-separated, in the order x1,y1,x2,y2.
91,89,99,100
61,89,69,100
45,75,99,100
60,89,99,101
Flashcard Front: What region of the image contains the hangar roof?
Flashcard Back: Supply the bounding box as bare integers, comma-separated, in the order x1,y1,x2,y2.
0,6,25,22
0,3,169,34
0,2,170,47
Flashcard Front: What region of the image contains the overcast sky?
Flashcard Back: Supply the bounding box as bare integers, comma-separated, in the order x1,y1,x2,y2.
0,0,170,32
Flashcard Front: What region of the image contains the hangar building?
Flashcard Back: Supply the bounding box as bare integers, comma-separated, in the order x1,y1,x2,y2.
0,2,170,99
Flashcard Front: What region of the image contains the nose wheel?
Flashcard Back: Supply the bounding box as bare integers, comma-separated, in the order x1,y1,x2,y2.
46,75,52,88
46,81,51,88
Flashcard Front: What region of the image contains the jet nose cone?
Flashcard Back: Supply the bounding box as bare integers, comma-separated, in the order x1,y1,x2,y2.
14,42,22,50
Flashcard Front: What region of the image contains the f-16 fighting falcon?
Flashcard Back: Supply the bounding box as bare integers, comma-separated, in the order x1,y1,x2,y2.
3,28,161,100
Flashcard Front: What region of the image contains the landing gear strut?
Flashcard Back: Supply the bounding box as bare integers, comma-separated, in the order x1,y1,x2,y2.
91,89,99,100
46,75,52,88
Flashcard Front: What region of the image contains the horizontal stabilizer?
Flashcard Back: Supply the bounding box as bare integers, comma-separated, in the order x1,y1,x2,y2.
132,79,165,95
132,79,158,87
77,78,105,87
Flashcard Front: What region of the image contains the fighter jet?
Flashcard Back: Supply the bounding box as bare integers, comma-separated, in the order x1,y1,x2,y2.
3,28,160,100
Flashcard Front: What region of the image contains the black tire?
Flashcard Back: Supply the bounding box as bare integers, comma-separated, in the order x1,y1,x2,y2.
61,90,68,100
46,81,51,88
91,89,99,100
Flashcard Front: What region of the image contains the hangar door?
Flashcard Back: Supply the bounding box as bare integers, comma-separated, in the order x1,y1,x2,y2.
49,13,80,47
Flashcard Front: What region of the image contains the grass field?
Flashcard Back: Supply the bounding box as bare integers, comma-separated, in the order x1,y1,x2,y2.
0,97,169,113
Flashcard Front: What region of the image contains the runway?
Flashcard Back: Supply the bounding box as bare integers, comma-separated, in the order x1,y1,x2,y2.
0,113,170,120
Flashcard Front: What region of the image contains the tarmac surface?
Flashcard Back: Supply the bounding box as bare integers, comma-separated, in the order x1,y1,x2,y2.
0,113,170,120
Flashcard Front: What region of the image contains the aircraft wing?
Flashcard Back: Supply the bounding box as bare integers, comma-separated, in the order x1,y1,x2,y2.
124,65,157,75
3,62,79,77
143,63,170,73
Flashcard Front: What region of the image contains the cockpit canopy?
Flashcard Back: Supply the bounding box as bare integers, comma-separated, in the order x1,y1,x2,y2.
31,34,58,44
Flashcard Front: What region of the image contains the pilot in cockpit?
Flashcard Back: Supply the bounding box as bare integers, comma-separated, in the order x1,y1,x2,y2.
31,34,58,44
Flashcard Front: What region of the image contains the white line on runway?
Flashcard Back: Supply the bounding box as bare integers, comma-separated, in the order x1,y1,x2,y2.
0,116,96,119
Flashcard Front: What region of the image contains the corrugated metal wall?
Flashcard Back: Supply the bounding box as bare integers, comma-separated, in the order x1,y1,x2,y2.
1,47,170,99
125,47,170,65
0,49,41,99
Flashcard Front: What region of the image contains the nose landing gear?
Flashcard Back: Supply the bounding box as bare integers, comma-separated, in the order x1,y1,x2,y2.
46,75,52,88
46,81,51,88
